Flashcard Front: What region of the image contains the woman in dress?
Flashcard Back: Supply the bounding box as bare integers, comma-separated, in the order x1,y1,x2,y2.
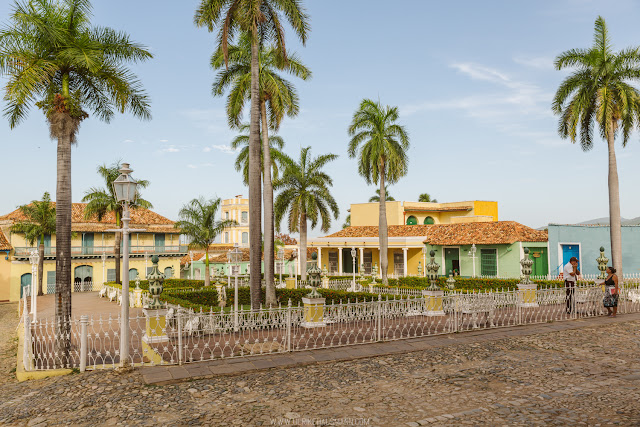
603,267,619,317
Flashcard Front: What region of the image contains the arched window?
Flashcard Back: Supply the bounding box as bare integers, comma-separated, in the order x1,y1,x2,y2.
194,268,201,280
241,211,248,224
129,268,138,281
164,267,172,278
242,232,248,244
406,216,418,225
74,265,93,292
424,216,435,225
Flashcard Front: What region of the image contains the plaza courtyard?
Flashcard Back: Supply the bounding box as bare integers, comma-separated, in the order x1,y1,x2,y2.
2,302,640,426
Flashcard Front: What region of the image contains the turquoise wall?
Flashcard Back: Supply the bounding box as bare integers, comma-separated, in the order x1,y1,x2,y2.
547,224,640,276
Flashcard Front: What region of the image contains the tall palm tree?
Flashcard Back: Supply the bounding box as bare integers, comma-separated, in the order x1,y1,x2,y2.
418,193,437,203
369,186,395,202
348,99,410,285
0,0,151,362
553,16,640,279
230,124,287,185
195,0,309,310
10,192,56,296
175,197,236,287
342,214,351,229
82,161,152,284
274,147,339,281
211,34,311,307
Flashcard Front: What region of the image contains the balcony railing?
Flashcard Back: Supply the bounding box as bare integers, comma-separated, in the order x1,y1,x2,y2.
13,245,189,257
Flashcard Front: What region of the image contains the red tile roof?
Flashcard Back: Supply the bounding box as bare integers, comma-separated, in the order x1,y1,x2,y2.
322,221,547,245
0,229,11,251
0,203,179,234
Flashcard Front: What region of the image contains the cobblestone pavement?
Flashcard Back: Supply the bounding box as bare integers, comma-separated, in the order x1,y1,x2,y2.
2,299,640,426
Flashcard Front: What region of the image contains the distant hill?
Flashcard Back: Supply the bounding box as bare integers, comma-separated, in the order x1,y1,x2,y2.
576,217,640,226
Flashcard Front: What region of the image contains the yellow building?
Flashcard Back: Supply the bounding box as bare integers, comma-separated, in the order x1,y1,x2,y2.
220,195,250,247
0,203,186,302
350,200,498,226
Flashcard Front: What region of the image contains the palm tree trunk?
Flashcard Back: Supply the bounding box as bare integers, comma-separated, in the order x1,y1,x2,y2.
607,130,623,280
55,130,72,366
379,167,389,285
248,31,263,310
261,100,276,307
204,249,210,287
38,239,45,296
300,212,308,281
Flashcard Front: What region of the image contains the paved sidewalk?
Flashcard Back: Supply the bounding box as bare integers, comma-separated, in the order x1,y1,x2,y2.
140,312,640,385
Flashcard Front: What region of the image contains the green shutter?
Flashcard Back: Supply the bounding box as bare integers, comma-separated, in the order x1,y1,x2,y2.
46,271,56,294
107,269,116,282
480,249,497,276
406,216,418,225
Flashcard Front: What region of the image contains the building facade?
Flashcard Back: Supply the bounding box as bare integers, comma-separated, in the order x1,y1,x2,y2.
220,195,250,247
0,203,186,302
350,200,498,227
309,221,548,278
547,224,640,276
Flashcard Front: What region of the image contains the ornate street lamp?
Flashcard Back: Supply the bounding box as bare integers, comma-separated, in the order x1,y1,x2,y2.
350,247,357,291
110,162,141,367
29,249,39,322
278,247,285,286
229,243,243,330
468,244,477,278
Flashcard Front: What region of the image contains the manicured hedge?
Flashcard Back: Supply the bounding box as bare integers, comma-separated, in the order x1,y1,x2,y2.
380,277,574,291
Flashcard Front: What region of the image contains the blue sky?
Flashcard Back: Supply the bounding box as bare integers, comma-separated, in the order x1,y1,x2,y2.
1,0,640,237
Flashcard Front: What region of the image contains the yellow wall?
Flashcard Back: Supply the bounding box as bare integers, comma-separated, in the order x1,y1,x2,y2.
221,196,250,246
473,201,499,221
351,202,403,226
0,255,10,301
5,256,182,302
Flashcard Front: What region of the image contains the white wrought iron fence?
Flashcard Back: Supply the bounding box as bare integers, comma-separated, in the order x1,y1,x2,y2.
23,282,640,371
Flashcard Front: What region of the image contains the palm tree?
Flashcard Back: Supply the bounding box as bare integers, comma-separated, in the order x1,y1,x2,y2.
418,193,437,203
211,34,311,307
369,186,395,202
342,214,351,229
175,197,236,287
10,192,56,296
195,0,309,310
230,124,288,185
348,99,410,285
82,161,152,284
274,147,339,281
0,0,151,362
553,16,640,278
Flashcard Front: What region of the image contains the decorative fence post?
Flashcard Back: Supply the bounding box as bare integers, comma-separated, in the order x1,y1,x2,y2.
80,315,88,372
377,294,383,342
142,255,168,365
422,251,445,316
286,299,292,352
23,296,32,372
301,253,326,328
517,248,538,309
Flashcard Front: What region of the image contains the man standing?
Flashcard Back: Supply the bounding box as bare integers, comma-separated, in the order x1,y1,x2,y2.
564,256,580,314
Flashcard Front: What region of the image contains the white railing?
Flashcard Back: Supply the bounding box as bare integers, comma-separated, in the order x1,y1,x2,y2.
23,282,640,371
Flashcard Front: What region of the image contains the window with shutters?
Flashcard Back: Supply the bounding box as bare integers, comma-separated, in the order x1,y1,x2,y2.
328,251,339,274
481,249,497,276
107,269,116,282
47,271,56,294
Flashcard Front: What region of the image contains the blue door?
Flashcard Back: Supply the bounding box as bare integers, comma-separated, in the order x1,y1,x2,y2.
20,273,32,298
561,245,580,269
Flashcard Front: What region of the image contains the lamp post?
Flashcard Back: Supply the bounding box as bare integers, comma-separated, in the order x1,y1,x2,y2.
278,247,285,286
468,244,477,278
228,243,243,331
226,249,231,288
29,249,38,322
350,247,357,291
110,162,140,367
101,251,107,285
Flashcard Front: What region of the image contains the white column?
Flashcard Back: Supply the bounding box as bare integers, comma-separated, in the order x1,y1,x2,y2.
317,247,322,268
338,247,343,275
359,247,364,271
402,247,408,277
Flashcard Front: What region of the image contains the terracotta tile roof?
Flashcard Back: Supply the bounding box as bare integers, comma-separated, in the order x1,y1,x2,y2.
0,229,11,251
0,203,179,234
322,222,548,245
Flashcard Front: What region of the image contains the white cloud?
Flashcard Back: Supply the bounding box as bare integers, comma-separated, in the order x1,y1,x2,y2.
513,55,554,70
187,164,197,169
159,139,169,143
212,144,237,154
203,147,212,152
122,139,134,143
158,145,180,154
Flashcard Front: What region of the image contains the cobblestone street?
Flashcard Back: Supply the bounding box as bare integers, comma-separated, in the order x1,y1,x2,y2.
2,301,640,426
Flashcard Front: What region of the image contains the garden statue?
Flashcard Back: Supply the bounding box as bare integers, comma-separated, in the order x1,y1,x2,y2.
146,255,165,309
